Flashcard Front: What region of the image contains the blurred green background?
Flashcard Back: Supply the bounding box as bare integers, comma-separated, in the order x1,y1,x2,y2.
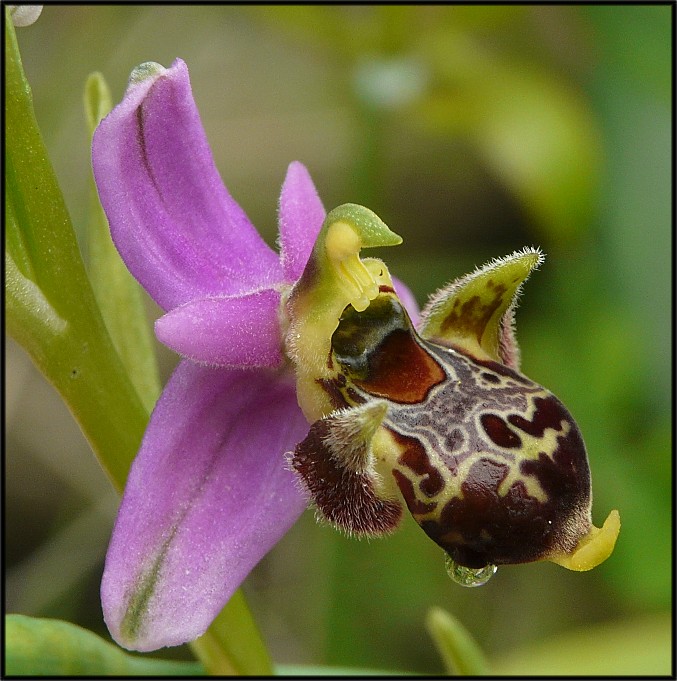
6,5,672,675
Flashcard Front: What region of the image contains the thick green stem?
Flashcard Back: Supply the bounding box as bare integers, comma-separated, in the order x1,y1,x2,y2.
6,12,273,674
5,11,146,490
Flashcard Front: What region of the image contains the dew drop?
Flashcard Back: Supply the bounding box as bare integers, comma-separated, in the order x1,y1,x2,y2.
444,553,497,587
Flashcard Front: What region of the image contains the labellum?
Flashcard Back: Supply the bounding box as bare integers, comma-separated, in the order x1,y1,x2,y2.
285,204,619,576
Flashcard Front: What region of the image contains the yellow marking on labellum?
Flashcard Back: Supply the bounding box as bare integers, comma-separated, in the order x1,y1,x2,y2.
517,413,571,462
393,450,475,523
371,425,410,501
497,465,547,503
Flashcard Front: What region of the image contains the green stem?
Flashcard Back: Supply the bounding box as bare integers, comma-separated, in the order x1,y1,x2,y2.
5,11,146,490
6,11,273,674
189,591,273,676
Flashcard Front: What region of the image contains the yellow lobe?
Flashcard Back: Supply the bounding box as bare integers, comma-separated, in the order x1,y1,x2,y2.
549,510,620,571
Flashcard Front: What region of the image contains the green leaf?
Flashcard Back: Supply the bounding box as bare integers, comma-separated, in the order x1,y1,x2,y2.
5,615,204,676
425,606,490,676
492,613,672,676
5,9,148,491
190,590,273,675
6,15,274,676
84,71,161,413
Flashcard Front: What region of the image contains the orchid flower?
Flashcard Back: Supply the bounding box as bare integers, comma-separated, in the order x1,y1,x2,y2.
93,58,619,653
92,59,323,652
93,58,418,652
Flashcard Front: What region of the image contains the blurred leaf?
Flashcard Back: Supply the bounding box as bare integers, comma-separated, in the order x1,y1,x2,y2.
585,8,671,406
191,590,273,675
5,9,148,491
425,606,490,676
585,5,671,103
576,4,671,612
5,615,204,676
248,6,354,58
84,72,161,413
275,664,413,676
417,29,601,242
250,6,413,61
492,613,672,675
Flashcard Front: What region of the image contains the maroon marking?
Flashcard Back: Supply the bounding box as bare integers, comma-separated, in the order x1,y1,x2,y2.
392,431,445,498
520,422,591,515
355,329,446,404
480,413,522,448
407,417,592,568
470,355,533,383
438,282,507,345
508,395,567,437
316,378,350,410
378,285,395,293
420,471,445,498
291,418,403,536
346,387,366,405
391,470,437,515
460,457,510,502
431,457,550,568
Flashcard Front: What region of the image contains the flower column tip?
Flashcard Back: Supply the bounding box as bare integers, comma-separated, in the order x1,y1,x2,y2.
285,203,403,421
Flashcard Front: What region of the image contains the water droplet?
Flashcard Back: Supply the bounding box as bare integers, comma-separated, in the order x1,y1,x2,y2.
445,553,497,587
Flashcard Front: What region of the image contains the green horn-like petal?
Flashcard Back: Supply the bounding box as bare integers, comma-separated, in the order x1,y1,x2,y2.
418,247,543,370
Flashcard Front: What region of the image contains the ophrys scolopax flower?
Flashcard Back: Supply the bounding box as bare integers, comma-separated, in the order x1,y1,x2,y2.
286,206,620,584
92,58,417,651
93,57,619,652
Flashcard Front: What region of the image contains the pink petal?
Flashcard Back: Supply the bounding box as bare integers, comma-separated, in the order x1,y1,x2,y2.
278,161,326,282
101,361,309,651
92,59,283,311
155,288,283,367
392,275,421,328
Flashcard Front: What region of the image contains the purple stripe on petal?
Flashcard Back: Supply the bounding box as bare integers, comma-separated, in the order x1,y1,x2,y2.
154,289,284,367
392,275,421,328
93,59,283,311
278,161,326,283
101,361,309,652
